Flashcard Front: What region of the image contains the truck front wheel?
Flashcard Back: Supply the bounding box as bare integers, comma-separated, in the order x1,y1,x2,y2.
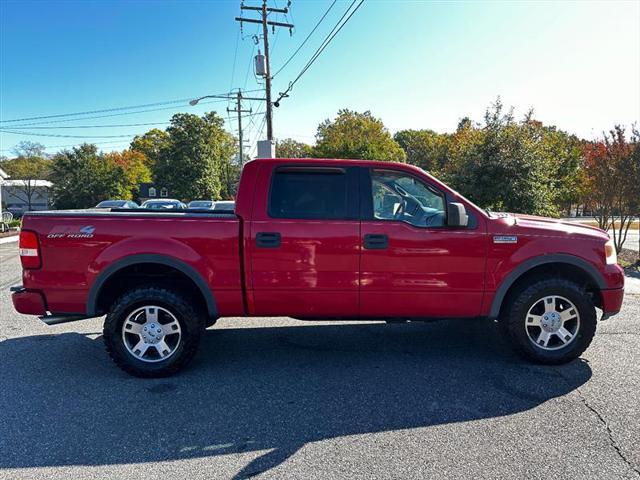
502,278,597,364
103,286,205,377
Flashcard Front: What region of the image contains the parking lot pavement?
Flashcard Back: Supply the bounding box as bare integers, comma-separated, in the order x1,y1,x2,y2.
1,242,639,480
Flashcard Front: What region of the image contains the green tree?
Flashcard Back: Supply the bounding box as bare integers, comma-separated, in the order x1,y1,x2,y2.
104,149,152,200
49,144,128,209
0,141,52,211
313,109,405,162
153,112,236,201
276,138,313,158
130,128,170,169
538,124,582,216
393,129,450,174
583,126,640,252
444,100,580,217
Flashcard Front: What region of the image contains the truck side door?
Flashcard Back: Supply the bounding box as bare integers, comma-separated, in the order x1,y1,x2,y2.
359,167,486,318
248,163,360,318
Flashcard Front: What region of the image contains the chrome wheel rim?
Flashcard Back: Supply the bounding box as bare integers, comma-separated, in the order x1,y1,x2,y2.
525,295,580,351
121,306,182,363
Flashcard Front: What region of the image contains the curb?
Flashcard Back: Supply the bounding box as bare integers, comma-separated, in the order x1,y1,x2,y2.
0,235,19,244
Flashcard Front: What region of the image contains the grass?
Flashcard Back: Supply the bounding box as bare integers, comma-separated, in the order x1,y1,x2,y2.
619,248,639,270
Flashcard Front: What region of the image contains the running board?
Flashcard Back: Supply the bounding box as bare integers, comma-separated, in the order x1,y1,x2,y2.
39,314,90,326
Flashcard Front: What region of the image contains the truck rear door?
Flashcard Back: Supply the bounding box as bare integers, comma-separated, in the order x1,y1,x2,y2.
247,163,360,318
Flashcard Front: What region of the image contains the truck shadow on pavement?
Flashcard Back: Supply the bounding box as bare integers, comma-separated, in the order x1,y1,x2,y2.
0,319,592,478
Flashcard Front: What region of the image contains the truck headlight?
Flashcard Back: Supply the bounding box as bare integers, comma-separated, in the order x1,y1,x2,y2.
605,239,617,265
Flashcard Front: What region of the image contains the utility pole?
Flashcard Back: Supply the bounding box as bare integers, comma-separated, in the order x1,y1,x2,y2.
261,2,274,142
235,1,294,142
227,90,252,165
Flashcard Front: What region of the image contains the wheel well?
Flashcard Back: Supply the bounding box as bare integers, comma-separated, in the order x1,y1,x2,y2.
95,263,209,317
498,262,603,318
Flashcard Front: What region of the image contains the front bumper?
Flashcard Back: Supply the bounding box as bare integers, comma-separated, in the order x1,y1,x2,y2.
601,287,624,319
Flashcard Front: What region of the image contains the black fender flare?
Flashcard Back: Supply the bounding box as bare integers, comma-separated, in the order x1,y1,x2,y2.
87,254,218,319
488,253,606,319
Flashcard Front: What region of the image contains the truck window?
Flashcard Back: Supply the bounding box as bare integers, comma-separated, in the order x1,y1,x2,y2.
269,168,349,219
370,169,445,227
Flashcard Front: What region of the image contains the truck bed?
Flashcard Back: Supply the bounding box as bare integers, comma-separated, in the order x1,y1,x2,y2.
20,209,245,318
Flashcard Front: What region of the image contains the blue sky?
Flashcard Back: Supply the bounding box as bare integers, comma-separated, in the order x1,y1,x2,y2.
1,0,639,157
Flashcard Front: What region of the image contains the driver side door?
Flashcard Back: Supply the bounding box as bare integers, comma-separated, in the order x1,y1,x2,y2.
359,167,486,318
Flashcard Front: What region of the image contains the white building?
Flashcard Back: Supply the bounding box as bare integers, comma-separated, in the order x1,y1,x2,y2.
0,167,8,219
1,179,52,216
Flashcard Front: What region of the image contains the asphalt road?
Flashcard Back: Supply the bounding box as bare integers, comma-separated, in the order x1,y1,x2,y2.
1,242,639,480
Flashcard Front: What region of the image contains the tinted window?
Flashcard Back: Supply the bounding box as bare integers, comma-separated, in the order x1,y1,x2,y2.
269,168,348,219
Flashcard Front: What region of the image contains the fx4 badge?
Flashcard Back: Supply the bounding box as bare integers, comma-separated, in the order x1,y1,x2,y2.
493,235,518,244
47,225,95,239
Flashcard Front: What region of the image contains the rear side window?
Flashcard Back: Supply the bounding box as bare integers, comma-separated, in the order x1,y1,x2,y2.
269,168,350,219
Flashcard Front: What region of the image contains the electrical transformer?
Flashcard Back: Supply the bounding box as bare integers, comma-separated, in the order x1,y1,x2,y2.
255,52,266,77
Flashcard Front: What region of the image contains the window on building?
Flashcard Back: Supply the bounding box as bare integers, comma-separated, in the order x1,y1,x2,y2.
148,187,156,197
160,188,168,198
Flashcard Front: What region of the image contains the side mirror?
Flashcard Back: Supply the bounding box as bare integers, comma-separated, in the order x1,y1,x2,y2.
447,202,468,227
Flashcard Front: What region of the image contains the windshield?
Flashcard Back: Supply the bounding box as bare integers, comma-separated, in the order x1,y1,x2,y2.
189,201,212,208
144,202,178,209
213,202,234,211
96,200,125,208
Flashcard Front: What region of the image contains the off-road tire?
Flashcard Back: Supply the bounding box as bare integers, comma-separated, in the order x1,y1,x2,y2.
103,286,206,377
502,278,597,365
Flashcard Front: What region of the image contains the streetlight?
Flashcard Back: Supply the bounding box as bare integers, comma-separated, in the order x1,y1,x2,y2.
189,95,227,106
189,93,266,106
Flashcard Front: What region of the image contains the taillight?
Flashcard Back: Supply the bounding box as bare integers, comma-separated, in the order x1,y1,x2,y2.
19,230,41,269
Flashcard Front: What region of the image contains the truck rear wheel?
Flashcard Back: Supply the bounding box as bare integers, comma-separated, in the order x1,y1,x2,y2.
502,278,597,364
103,286,205,377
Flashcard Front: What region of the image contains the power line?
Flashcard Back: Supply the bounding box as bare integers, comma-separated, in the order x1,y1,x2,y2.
0,121,171,130
0,98,229,127
245,112,264,154
229,28,241,91
272,0,337,78
0,97,192,124
243,102,264,140
275,0,364,106
0,89,264,125
286,0,296,27
0,129,138,139
243,42,257,90
0,139,133,153
249,114,268,158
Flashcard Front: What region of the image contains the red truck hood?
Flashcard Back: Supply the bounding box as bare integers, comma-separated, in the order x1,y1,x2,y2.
490,213,609,241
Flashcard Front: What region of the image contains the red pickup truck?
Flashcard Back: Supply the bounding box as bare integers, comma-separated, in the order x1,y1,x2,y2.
12,158,625,377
